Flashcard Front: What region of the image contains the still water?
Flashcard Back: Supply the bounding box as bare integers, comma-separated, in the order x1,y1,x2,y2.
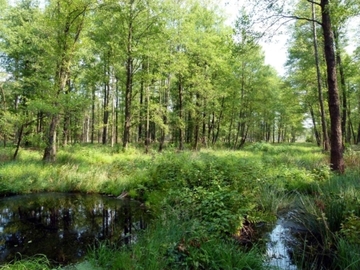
0,193,148,265
266,218,297,270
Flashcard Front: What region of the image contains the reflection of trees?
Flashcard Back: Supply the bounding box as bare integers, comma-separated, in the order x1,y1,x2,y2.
0,193,148,265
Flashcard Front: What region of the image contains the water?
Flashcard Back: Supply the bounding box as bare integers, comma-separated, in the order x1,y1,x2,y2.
266,218,298,269
0,193,148,266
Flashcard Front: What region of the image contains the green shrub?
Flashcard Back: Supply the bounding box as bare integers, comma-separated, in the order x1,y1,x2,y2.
340,212,360,245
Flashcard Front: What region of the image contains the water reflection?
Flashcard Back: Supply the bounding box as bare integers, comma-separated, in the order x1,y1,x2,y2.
0,193,148,265
266,218,297,270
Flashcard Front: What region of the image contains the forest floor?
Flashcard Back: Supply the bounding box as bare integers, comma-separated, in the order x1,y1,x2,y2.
0,142,359,269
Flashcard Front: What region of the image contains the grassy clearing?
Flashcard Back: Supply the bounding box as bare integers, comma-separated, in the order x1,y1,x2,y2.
0,142,359,269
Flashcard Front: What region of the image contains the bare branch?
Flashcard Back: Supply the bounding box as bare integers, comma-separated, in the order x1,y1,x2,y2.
280,15,322,26
306,0,321,6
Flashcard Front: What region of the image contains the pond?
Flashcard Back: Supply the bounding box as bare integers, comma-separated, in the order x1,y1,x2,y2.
0,193,149,266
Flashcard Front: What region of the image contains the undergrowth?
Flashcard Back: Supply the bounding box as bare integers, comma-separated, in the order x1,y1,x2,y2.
0,142,359,269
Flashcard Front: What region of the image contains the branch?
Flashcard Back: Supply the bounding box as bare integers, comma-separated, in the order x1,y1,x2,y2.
306,0,321,7
278,15,322,26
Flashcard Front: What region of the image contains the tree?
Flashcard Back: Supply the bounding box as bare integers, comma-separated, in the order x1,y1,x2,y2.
320,0,344,172
249,0,345,172
42,0,95,161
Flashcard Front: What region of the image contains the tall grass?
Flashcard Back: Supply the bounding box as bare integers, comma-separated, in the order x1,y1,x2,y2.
0,255,51,270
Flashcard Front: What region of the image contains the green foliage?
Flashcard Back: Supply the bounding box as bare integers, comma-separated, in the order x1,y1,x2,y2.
335,238,360,270
0,255,51,270
2,143,360,269
340,212,360,245
168,185,247,237
87,210,265,270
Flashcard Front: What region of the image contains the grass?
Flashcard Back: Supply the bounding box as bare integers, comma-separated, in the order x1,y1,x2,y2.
0,142,359,269
86,210,267,270
0,255,52,270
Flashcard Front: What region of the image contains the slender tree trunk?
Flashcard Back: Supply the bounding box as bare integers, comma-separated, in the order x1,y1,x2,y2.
159,77,170,152
334,29,348,143
208,112,213,143
227,103,235,145
123,56,133,148
115,77,120,145
43,114,60,162
83,114,90,143
193,94,200,151
145,81,150,153
63,114,70,146
187,111,193,144
62,79,71,146
139,77,144,142
13,124,24,160
1,84,7,147
312,3,329,150
309,104,321,146
43,67,67,162
213,97,225,145
321,0,344,173
123,2,134,149
347,99,352,143
201,98,207,147
91,86,95,144
178,76,184,150
102,82,110,145
238,125,248,149
102,54,110,145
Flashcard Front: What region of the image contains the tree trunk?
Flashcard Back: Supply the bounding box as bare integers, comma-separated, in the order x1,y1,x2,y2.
13,124,24,160
91,86,96,144
334,29,348,143
123,2,134,149
145,81,150,153
123,56,133,148
312,3,329,150
309,104,321,146
320,0,345,173
43,68,67,162
102,54,110,145
178,76,184,150
139,77,144,142
213,98,225,145
193,94,200,151
159,76,170,152
43,114,59,162
1,84,7,147
115,77,120,145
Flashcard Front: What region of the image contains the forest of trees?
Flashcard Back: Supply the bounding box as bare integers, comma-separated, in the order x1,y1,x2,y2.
1,0,360,171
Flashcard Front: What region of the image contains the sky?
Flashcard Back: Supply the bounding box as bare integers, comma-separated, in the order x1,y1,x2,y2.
221,0,360,77
220,0,288,76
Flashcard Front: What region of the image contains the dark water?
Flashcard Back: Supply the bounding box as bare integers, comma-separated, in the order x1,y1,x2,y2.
0,193,148,265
